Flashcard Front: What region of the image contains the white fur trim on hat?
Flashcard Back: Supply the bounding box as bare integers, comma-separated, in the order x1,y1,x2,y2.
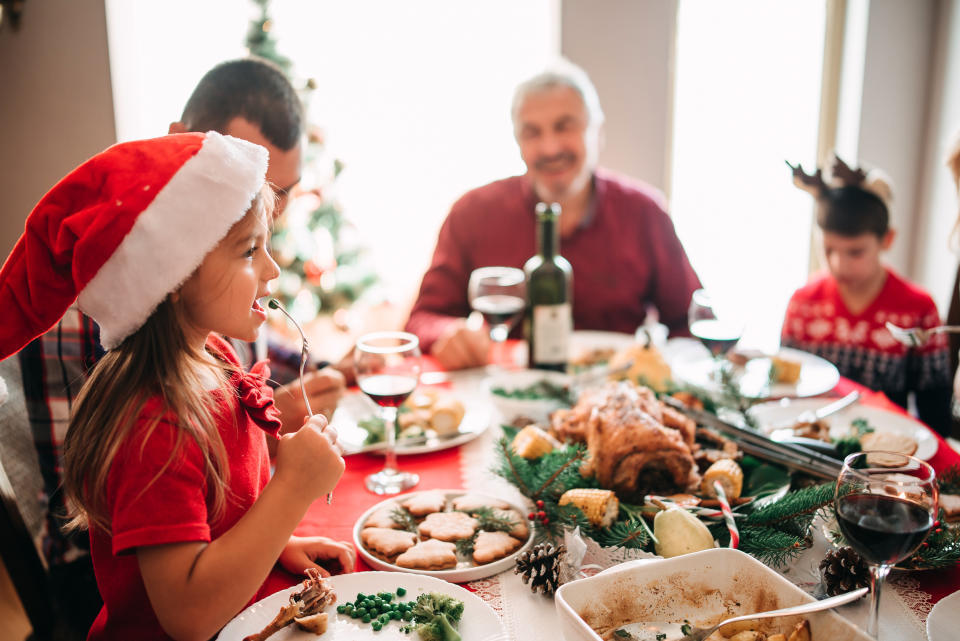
78,132,267,349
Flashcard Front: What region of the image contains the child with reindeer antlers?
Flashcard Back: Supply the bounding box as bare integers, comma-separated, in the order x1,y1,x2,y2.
781,154,952,435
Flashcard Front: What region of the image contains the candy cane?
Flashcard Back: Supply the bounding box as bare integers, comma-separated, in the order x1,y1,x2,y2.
713,480,739,549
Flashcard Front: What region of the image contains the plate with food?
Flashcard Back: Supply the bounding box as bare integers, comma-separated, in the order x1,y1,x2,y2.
332,387,490,455
485,369,574,423
928,589,960,641
569,330,638,371
353,489,535,583
747,399,937,462
665,340,840,399
216,570,505,641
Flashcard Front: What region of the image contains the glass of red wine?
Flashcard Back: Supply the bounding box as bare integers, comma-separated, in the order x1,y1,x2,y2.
468,266,526,368
355,331,422,494
834,452,937,639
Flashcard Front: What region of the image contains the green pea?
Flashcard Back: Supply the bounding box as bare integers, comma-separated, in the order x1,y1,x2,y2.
372,621,382,631
396,587,407,596
402,610,413,621
356,607,367,616
362,614,371,623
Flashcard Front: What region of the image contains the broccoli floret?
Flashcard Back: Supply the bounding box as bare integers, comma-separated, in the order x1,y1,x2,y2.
411,592,464,641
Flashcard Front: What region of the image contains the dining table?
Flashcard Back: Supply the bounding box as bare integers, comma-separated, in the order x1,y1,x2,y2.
257,346,960,641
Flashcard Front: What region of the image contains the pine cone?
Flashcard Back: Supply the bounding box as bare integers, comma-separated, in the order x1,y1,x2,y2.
514,542,565,596
819,547,871,596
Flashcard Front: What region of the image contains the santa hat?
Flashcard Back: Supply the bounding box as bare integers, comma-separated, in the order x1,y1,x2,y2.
0,131,267,360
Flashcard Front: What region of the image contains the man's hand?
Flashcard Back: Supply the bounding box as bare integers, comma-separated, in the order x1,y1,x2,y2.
431,318,490,370
275,367,346,432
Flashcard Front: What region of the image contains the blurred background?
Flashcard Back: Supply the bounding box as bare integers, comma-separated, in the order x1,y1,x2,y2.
2,0,959,352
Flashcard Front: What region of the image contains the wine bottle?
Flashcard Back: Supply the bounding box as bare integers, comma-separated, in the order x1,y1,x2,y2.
524,202,572,371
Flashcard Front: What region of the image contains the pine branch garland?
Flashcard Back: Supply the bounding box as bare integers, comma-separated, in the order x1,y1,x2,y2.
390,507,418,533
738,526,809,567
744,482,835,534
939,464,960,495
592,518,651,549
468,506,517,533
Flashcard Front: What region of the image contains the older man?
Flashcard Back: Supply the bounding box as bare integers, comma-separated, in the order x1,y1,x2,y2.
405,60,702,369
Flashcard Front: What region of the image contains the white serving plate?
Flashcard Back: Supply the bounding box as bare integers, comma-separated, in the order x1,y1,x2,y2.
664,339,840,399
353,489,534,583
569,330,637,368
748,398,937,461
332,388,491,455
484,369,572,423
216,571,506,641
927,589,960,641
555,547,871,641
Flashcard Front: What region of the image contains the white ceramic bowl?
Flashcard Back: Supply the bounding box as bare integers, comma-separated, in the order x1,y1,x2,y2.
555,548,871,641
484,369,572,424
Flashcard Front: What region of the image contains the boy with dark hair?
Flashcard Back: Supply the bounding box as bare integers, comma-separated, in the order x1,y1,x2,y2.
781,155,952,434
16,58,344,628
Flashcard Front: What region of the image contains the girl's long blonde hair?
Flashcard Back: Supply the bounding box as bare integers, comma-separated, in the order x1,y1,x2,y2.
63,190,272,534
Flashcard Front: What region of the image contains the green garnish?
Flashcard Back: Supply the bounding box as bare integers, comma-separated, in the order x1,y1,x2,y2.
465,506,517,533
491,380,573,404
410,592,465,641
391,507,420,532
613,630,631,639
657,634,667,641
681,621,692,635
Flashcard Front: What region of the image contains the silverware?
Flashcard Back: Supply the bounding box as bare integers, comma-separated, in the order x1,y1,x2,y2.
770,390,860,430
268,299,333,505
614,587,867,640
661,397,843,479
885,321,960,348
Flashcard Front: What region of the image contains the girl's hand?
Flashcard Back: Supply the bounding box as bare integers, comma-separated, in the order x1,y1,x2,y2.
279,535,356,577
273,414,344,504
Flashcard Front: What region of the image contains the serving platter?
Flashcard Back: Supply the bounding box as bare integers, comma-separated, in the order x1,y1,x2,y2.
216,571,506,641
331,389,491,455
353,489,534,583
664,339,840,399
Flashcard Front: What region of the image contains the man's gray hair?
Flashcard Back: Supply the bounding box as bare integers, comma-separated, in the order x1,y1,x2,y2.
511,59,605,133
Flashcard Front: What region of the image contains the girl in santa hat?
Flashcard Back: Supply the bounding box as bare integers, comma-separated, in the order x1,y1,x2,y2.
0,131,351,640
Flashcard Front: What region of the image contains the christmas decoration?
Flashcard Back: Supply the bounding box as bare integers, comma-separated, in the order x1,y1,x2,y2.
515,542,565,596
245,0,376,323
819,547,870,596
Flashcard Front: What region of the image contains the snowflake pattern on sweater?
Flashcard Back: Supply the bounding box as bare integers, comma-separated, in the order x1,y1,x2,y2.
781,269,951,397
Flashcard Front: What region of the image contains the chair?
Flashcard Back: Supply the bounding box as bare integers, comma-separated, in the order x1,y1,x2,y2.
0,360,99,641
0,455,56,640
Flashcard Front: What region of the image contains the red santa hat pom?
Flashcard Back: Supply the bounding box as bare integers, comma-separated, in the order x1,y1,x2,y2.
0,131,268,360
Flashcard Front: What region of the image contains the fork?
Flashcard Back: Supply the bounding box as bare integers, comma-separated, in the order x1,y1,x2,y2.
614,587,867,640
885,321,960,348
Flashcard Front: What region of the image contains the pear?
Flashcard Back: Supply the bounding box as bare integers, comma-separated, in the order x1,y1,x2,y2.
653,506,715,558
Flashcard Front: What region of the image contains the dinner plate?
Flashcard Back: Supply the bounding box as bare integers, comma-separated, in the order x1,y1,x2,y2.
216,571,506,641
927,589,960,641
569,330,637,368
332,389,491,456
353,489,534,583
664,339,840,399
747,398,937,461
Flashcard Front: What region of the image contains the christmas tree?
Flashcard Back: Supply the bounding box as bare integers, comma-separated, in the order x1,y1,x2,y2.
246,0,377,323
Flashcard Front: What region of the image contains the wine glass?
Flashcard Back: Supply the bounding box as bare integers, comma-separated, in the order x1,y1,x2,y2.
687,288,743,357
468,266,526,368
834,452,938,639
354,331,422,495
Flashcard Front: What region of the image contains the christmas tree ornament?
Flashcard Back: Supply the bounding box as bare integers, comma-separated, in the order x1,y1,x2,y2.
819,547,871,596
515,542,565,596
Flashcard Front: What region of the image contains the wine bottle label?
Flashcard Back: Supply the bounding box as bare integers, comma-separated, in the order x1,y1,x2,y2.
532,303,571,364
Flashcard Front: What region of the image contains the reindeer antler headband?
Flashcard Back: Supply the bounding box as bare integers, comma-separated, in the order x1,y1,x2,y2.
786,154,892,205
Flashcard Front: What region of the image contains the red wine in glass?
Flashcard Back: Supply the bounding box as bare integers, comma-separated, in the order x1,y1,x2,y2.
359,374,418,408
690,319,742,357
836,493,934,566
471,294,525,328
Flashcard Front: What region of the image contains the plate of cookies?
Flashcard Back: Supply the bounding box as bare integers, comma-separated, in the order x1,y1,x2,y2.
354,489,535,583
332,388,491,455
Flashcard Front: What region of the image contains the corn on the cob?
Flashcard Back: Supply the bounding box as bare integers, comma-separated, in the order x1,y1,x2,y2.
559,488,619,527
429,397,465,434
511,425,555,459
701,459,744,500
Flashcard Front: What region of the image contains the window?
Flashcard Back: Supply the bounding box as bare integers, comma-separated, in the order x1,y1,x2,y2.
669,0,827,349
